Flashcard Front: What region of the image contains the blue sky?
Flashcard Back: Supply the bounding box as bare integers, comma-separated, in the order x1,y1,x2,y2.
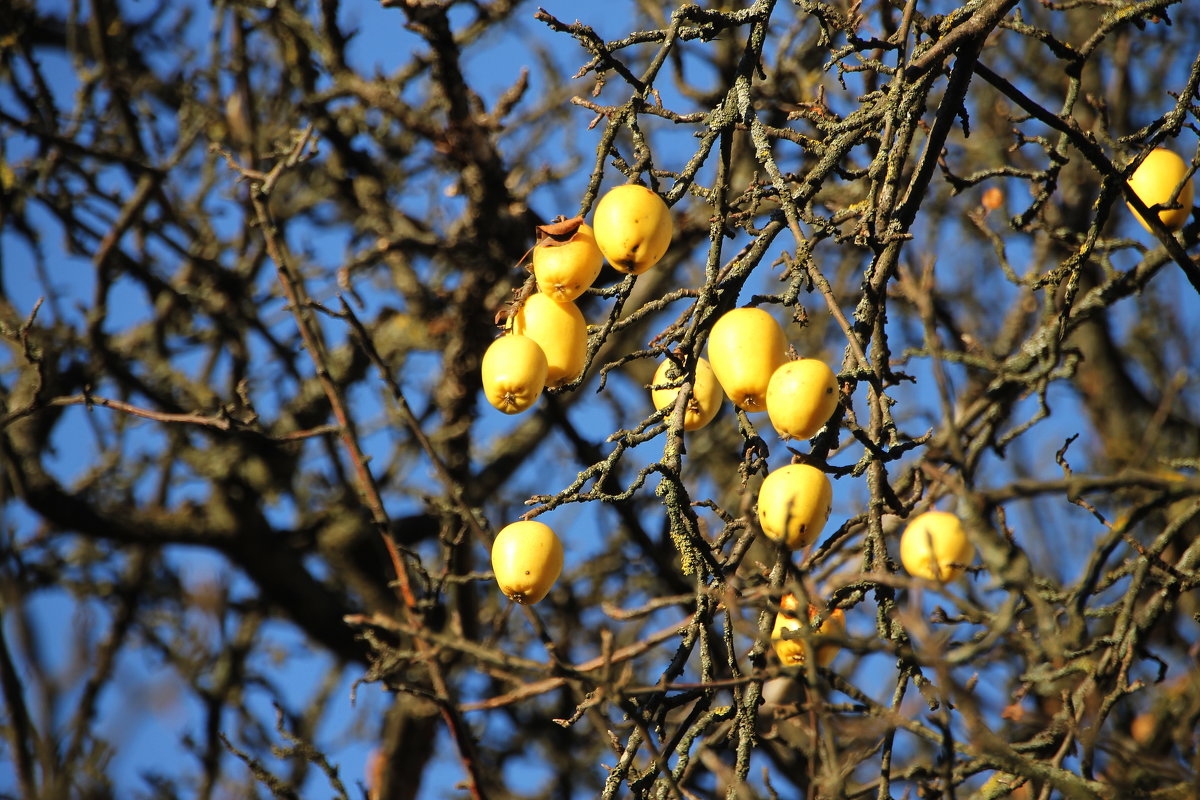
3,1,1199,797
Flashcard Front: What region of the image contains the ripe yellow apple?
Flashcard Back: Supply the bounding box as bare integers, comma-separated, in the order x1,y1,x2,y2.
481,334,548,414
1126,148,1194,232
765,358,840,440
650,356,723,431
491,520,564,604
756,463,833,549
510,292,587,387
899,510,974,582
771,594,845,668
532,222,604,302
591,184,673,274
707,307,788,413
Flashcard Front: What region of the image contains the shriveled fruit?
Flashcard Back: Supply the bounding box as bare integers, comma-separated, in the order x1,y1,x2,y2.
651,356,723,431
1130,713,1156,747
707,307,788,412
510,292,587,387
532,221,604,303
766,359,840,440
899,510,974,582
981,186,1004,211
771,594,846,668
1128,714,1156,753
592,184,673,275
481,334,548,414
491,520,564,605
1127,148,1194,232
756,463,832,549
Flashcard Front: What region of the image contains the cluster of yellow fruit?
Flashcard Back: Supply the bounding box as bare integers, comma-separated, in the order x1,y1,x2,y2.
1126,147,1194,233
771,592,846,669
486,184,673,604
761,145,1195,666
651,307,840,439
767,510,977,667
652,307,843,569
485,182,980,632
656,307,844,665
482,184,673,416
656,307,842,550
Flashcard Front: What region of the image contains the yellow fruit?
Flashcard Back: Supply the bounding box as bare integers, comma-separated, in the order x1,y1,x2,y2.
510,292,587,387
765,359,840,440
707,307,788,413
491,520,564,605
756,463,833,549
532,222,604,303
1130,712,1156,746
899,510,974,582
651,357,723,431
771,594,846,668
481,334,548,414
1126,148,1194,232
591,184,673,274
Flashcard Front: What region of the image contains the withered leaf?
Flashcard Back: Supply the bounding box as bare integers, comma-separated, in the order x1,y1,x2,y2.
535,215,584,245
